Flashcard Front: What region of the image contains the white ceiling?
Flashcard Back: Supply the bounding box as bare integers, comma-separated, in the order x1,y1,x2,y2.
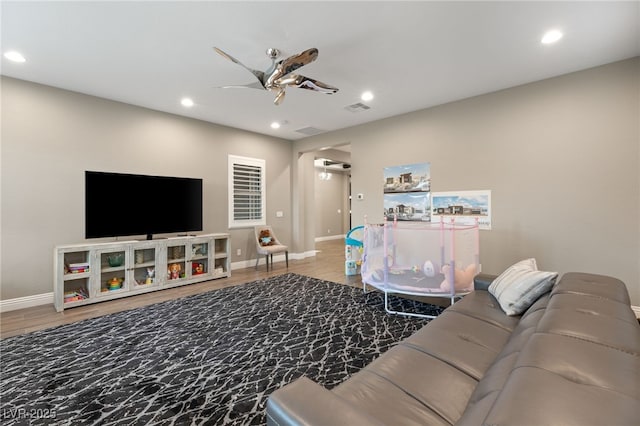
2,1,638,141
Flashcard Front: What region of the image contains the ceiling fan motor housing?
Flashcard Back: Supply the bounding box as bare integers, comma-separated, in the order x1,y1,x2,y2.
266,48,280,59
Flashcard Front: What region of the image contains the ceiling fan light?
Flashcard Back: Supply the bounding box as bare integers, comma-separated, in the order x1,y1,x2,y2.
181,97,194,107
270,122,281,129
319,171,332,180
361,91,374,102
4,51,26,63
541,30,563,44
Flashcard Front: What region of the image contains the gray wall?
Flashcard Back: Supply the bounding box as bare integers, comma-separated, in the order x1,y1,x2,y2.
314,170,348,239
1,76,292,300
294,58,640,304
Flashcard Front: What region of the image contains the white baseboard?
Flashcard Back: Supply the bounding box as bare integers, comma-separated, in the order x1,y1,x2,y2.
230,251,316,270
290,250,318,260
632,305,640,319
1,292,53,313
315,234,345,242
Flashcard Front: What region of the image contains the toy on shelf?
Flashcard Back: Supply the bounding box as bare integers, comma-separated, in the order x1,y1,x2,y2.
107,277,123,291
192,263,205,275
361,216,480,318
145,267,155,284
168,263,181,280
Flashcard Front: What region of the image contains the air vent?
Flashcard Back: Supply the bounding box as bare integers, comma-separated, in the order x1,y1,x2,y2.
295,126,325,136
323,160,350,169
344,102,371,113
314,158,351,171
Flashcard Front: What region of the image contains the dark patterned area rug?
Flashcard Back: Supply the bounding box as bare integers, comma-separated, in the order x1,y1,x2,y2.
0,273,443,425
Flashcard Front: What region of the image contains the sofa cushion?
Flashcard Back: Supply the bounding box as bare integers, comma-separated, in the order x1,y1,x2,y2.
457,301,547,425
482,366,639,426
539,296,640,355
402,310,512,380
488,258,557,315
514,333,640,399
446,290,520,331
334,344,477,425
551,272,631,304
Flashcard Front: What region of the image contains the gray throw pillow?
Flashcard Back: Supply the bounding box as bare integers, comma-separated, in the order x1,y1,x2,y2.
489,258,558,316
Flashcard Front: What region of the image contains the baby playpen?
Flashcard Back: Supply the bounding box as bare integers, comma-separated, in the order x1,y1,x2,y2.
361,218,480,318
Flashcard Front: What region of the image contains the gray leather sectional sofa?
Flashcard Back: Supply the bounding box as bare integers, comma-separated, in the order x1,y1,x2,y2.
266,272,640,425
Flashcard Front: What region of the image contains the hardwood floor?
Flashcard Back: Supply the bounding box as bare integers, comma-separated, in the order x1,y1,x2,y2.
0,239,363,339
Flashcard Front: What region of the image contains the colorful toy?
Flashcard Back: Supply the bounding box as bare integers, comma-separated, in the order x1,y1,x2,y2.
345,260,357,276
423,260,437,277
107,277,123,290
145,267,155,284
168,263,181,280
345,226,365,276
440,263,477,292
259,229,275,246
192,263,204,275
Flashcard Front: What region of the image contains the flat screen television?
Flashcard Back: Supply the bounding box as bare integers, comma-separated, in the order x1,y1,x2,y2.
85,171,203,240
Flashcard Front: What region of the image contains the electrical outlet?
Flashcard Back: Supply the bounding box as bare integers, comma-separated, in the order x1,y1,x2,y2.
236,249,241,256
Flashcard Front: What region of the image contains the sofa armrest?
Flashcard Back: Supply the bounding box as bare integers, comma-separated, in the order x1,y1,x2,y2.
474,274,498,291
266,376,384,426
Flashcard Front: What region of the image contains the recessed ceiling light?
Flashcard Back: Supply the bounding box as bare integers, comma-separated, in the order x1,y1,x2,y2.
4,51,26,63
270,122,281,129
181,98,194,107
541,30,563,45
361,91,374,102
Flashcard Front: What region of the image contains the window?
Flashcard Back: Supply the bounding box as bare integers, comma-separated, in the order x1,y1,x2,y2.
228,155,265,228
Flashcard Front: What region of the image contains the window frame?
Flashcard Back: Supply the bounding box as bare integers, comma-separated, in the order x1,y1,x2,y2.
228,155,266,229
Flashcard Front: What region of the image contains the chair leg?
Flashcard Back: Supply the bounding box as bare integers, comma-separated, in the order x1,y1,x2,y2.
285,251,289,267
265,254,270,271
255,256,259,270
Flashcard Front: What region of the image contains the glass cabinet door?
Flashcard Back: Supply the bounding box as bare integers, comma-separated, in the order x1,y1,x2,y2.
59,249,92,310
131,244,159,288
189,241,210,278
96,248,128,296
166,243,187,282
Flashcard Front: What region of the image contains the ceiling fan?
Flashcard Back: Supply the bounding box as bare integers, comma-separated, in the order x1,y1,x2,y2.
213,47,339,105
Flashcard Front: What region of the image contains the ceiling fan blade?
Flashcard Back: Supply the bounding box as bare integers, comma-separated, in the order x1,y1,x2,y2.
273,89,286,106
287,74,339,94
277,48,319,76
213,47,265,87
215,82,265,90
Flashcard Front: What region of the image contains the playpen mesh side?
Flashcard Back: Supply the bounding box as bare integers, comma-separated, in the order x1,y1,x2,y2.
361,221,479,297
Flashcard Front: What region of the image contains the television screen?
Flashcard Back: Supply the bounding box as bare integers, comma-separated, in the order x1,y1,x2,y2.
85,171,203,239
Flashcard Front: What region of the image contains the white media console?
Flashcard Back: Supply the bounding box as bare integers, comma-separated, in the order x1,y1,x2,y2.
54,233,230,312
